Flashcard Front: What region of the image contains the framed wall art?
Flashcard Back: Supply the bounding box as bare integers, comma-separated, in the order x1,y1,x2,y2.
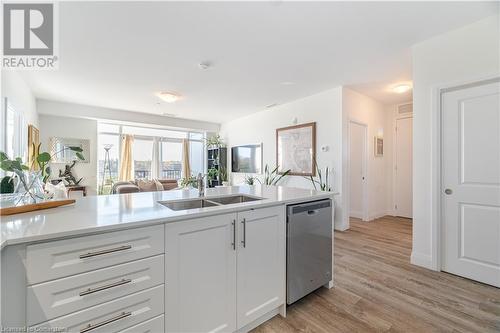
276,122,316,176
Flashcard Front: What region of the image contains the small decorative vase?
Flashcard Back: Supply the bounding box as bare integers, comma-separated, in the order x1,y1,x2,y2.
222,181,230,187
14,171,46,205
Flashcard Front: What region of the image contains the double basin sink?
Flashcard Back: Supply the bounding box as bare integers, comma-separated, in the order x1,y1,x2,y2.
159,194,263,211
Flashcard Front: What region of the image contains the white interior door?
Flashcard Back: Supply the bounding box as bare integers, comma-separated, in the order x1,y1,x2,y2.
394,117,413,218
442,79,500,287
349,121,367,220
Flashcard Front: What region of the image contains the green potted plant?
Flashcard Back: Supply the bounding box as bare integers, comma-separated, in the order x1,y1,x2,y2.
205,134,225,148
306,159,333,192
257,164,291,186
0,144,84,204
207,167,219,187
244,174,257,185
179,175,197,189
219,167,229,186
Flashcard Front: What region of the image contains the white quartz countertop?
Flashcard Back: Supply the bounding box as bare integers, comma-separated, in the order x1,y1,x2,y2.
1,185,334,249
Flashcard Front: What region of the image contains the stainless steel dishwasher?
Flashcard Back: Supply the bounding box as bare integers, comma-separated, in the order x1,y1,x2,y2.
287,199,332,304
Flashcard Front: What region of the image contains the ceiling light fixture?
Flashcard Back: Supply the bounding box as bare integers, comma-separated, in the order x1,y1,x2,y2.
265,103,278,109
198,61,212,70
158,91,182,103
392,84,411,94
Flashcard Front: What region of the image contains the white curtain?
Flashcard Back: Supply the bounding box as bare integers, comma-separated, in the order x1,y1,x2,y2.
151,137,160,179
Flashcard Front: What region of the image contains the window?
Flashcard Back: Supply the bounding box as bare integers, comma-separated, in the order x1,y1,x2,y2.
97,123,205,193
1,100,27,162
160,141,182,180
133,139,153,179
190,140,204,176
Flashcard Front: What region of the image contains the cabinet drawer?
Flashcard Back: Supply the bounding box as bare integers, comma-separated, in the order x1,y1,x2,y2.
27,225,164,284
32,285,164,333
119,315,164,333
27,255,164,326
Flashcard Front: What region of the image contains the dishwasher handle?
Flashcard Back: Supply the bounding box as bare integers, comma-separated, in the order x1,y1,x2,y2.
289,200,331,215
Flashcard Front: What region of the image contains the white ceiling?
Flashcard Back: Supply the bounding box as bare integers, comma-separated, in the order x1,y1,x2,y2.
20,1,497,123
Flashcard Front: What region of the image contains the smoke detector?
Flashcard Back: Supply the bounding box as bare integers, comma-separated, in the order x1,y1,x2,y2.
198,61,212,70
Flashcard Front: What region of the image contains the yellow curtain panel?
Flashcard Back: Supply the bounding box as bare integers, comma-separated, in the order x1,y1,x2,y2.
182,139,191,179
119,134,134,181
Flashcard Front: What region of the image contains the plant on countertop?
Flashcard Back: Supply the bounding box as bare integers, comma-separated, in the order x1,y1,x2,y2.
179,175,197,188
307,159,333,192
205,134,225,148
257,164,291,186
0,144,84,203
219,166,228,182
244,174,257,185
1,176,15,194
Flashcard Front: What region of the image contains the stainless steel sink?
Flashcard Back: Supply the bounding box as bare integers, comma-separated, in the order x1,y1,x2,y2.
159,199,219,211
159,195,264,211
207,195,263,205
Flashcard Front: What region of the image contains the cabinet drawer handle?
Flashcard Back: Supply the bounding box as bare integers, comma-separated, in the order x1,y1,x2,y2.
80,311,131,333
241,218,246,248
79,245,132,259
79,278,132,297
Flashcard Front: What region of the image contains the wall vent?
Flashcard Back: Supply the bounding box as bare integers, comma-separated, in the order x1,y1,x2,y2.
398,103,413,114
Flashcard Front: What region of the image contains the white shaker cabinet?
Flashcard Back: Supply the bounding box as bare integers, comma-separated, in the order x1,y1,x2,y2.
165,213,238,333
237,207,285,328
165,206,286,333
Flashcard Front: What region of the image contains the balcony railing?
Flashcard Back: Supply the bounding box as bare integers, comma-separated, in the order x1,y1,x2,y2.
134,169,181,180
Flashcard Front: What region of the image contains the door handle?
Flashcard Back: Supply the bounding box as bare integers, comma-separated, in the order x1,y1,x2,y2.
241,218,246,248
444,189,453,195
231,219,236,251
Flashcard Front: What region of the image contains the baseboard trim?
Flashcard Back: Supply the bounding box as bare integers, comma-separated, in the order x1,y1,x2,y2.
410,251,436,270
368,211,387,221
350,211,363,219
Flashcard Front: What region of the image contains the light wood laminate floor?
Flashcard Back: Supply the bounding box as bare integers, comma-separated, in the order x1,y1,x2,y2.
252,216,500,333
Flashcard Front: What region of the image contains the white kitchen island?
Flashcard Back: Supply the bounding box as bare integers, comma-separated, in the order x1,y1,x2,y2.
1,185,334,333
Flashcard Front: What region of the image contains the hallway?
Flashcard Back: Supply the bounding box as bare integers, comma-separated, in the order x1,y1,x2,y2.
253,217,500,332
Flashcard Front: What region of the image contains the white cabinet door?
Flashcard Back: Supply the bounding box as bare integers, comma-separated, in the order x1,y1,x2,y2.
236,206,285,329
165,213,237,333
442,80,500,287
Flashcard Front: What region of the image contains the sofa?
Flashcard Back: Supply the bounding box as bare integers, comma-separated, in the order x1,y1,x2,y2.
112,179,178,194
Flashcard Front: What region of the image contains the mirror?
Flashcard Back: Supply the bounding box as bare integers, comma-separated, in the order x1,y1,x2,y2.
49,137,90,163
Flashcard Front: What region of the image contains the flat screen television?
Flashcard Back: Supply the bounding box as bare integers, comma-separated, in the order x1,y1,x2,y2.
231,144,262,173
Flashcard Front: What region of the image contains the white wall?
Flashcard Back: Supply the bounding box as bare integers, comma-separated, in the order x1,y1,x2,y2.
412,15,500,270
39,114,98,196
220,87,346,230
342,88,392,222
37,99,220,133
1,71,38,126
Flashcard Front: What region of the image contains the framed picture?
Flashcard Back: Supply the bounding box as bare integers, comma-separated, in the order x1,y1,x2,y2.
28,124,40,170
276,122,316,176
374,137,384,156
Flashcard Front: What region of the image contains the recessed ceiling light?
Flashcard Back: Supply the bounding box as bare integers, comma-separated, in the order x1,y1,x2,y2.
392,84,411,94
162,112,178,117
158,91,182,103
280,81,295,85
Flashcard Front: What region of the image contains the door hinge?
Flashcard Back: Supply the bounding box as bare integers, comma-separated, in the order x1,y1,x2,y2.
395,204,398,210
